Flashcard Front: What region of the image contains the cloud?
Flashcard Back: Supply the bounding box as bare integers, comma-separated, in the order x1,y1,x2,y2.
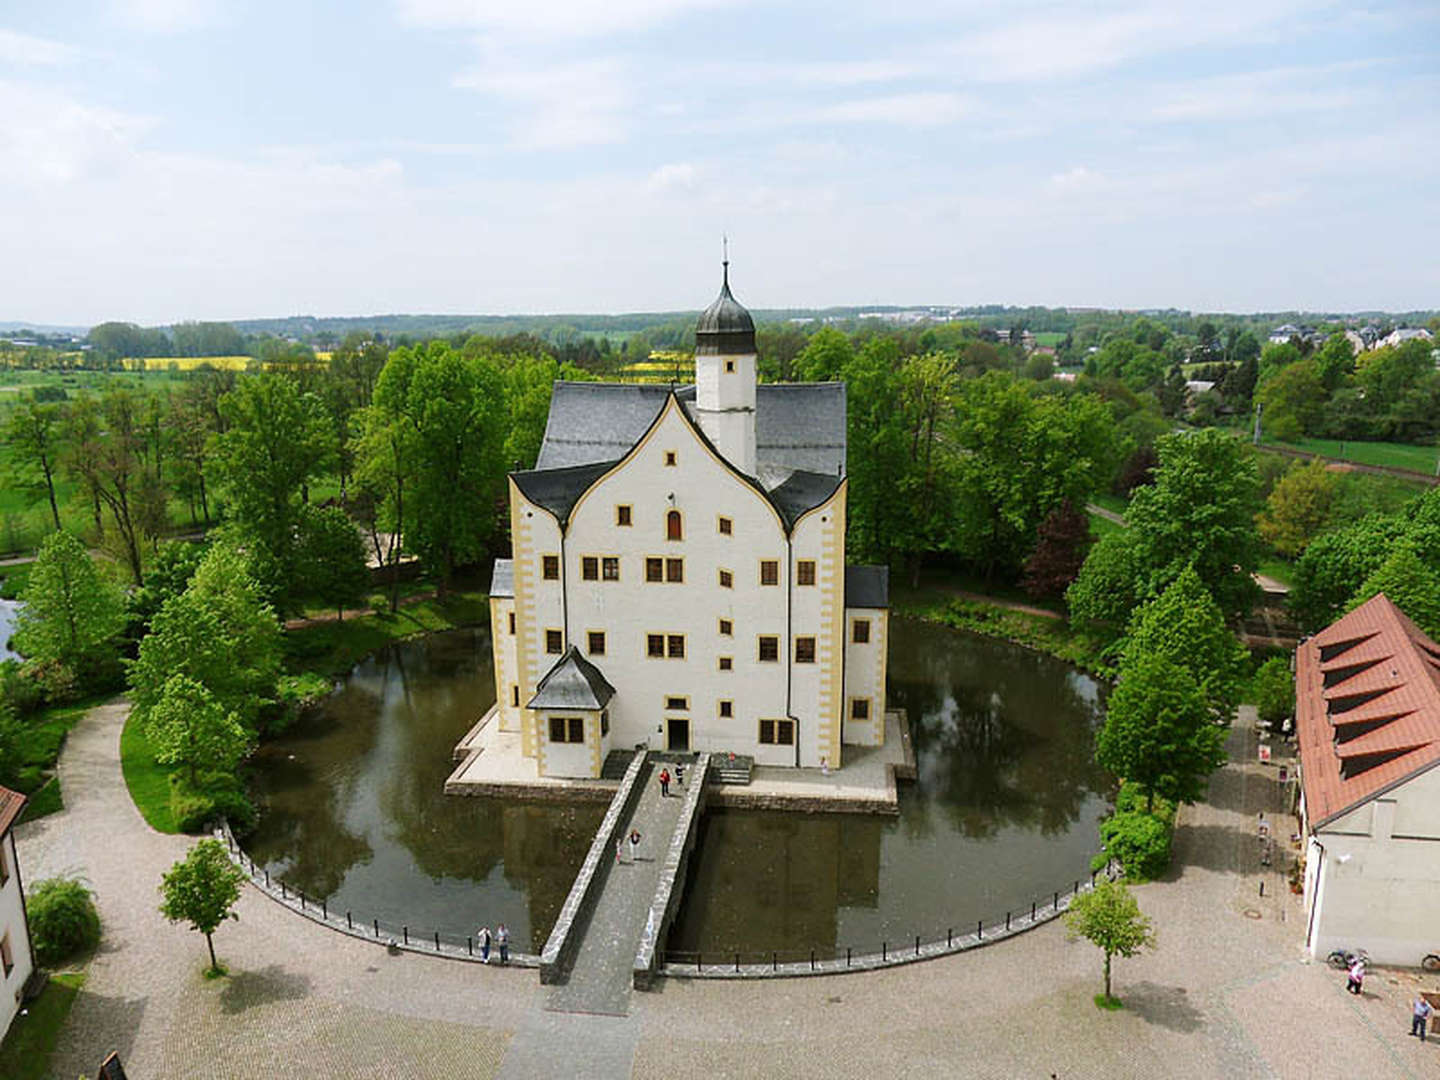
453,53,631,147
395,0,731,36
1149,63,1377,120
1049,165,1107,191
814,91,968,128
647,162,697,191
0,80,155,185
0,28,77,65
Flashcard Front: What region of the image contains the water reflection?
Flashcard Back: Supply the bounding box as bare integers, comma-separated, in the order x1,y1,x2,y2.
667,619,1114,955
246,628,603,951
0,598,23,662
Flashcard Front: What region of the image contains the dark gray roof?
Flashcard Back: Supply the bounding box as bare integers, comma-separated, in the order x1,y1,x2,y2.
527,646,616,711
535,381,845,477
765,469,846,529
845,565,890,609
696,264,756,355
489,558,513,599
511,459,619,527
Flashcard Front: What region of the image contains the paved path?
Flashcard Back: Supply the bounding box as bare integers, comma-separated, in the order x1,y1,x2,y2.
546,764,686,1017
15,701,1440,1078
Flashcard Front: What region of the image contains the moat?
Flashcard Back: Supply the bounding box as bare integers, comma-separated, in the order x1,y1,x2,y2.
245,619,1114,955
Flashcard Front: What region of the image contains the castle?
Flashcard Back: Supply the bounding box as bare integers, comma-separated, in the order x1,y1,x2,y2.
486,264,889,778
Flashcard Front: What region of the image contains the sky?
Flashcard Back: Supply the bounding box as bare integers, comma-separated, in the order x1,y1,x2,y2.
1,1,1437,326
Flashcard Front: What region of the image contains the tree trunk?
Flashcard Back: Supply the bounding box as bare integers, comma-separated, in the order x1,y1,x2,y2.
205,931,217,972
42,457,61,531
1104,951,1112,999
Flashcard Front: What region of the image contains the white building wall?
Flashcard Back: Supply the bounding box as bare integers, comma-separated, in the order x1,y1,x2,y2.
843,607,888,747
536,711,605,779
788,492,846,768
1306,763,1440,966
489,596,521,732
509,483,565,759
0,831,35,1040
694,351,757,476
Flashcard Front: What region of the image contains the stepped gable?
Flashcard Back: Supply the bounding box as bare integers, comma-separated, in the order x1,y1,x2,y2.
1296,593,1440,828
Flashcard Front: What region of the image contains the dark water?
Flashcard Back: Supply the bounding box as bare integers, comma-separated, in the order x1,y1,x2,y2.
248,618,1113,956
245,628,604,952
667,618,1114,956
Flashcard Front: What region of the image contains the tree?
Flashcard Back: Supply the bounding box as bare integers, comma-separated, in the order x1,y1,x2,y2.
1120,566,1248,722
792,327,854,382
352,402,414,614
1064,880,1156,1004
1096,654,1226,811
1252,656,1295,728
129,542,281,732
6,398,65,531
14,530,125,673
158,838,246,974
211,374,333,607
1288,514,1405,631
296,505,370,619
143,673,252,784
1313,332,1355,390
1257,360,1326,442
1258,461,1339,558
1066,531,1142,629
1021,499,1093,598
1345,545,1440,639
1125,429,1262,618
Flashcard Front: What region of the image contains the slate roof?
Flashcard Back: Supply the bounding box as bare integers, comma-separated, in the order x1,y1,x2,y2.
489,558,513,599
534,381,846,477
527,647,616,711
845,565,890,609
0,784,26,837
511,459,619,528
1295,593,1440,830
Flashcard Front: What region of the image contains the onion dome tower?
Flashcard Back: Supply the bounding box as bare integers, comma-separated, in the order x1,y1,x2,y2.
693,251,758,475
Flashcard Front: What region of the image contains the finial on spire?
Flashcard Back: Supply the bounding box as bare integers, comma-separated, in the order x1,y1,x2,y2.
722,233,729,286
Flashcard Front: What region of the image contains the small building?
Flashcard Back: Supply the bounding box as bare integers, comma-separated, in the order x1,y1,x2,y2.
487,262,890,778
1295,594,1440,966
1382,327,1434,349
0,786,36,1041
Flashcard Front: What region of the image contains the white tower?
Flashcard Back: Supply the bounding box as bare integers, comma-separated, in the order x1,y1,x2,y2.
693,256,758,476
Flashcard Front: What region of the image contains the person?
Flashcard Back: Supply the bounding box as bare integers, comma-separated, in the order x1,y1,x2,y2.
820,756,830,777
628,827,641,862
659,768,671,797
616,835,626,864
675,762,685,788
496,923,510,966
1346,958,1364,995
477,924,492,963
1412,995,1434,1041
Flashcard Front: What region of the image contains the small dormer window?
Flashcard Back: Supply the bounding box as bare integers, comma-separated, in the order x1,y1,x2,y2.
665,450,677,467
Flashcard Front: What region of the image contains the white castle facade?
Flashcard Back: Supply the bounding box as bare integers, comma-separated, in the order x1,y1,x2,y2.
487,265,889,779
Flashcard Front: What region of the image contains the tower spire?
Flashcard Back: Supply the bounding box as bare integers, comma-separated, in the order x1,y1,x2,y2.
722,234,729,287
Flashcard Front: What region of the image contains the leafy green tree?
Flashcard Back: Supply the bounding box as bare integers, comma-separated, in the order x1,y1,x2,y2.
352,401,415,613
1288,514,1405,631
129,542,281,732
27,877,102,966
14,531,125,673
1257,360,1326,441
211,374,333,607
1258,461,1339,557
143,673,252,784
6,398,65,531
1096,654,1226,811
1066,531,1142,629
1064,880,1156,1004
158,838,246,974
1345,544,1440,638
296,506,370,619
792,327,854,382
1120,567,1248,722
127,540,208,637
1252,656,1295,728
1313,332,1355,390
1125,429,1262,617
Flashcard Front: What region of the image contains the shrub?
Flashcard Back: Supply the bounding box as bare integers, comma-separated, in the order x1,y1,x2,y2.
1253,656,1295,728
1095,811,1173,882
27,877,101,967
169,772,256,834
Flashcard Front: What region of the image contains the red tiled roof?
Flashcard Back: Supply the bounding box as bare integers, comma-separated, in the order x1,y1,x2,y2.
0,785,25,837
1296,594,1440,829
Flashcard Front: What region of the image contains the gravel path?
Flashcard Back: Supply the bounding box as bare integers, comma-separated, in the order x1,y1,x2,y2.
15,701,1439,1078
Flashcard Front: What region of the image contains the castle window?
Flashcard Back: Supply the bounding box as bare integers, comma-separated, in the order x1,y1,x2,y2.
542,555,559,580
617,505,632,527
667,634,686,659
760,560,779,586
758,635,779,662
602,557,619,581
582,556,599,581
718,516,732,535
511,685,519,707
852,619,870,644
725,359,735,373
646,557,664,583
759,718,795,746
588,631,606,656
648,634,666,658
664,450,677,466
719,699,733,718
546,629,563,654
666,696,689,711
0,931,11,977
508,612,516,635
795,636,816,663
719,656,733,671
797,560,816,586
666,557,684,583
719,568,733,589
549,716,585,744
719,618,733,636
851,698,871,720
667,510,683,541
601,710,609,736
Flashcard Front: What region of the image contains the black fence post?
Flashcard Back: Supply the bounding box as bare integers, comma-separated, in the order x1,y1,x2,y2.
735,952,740,973
434,931,440,951
1053,891,1059,911
698,953,702,973
373,918,379,938
322,899,328,920
1031,900,1036,921
347,911,353,930
846,946,851,968
914,935,920,957
882,941,887,962
299,891,305,912
947,927,953,948
977,919,982,940
467,937,473,956
281,883,287,900
1091,869,1097,887
772,951,777,972
811,950,816,970
1073,880,1079,896
403,926,409,946
264,870,270,888
1006,911,1011,931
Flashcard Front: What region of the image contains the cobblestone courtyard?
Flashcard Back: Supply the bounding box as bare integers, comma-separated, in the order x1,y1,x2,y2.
15,703,1440,1078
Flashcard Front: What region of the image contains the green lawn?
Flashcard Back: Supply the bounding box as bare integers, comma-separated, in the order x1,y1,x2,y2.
1088,492,1129,518
0,971,86,1080
1087,511,1125,539
8,696,106,817
120,712,180,833
0,561,32,598
17,776,61,823
1264,436,1440,474
1255,556,1295,589
282,590,490,677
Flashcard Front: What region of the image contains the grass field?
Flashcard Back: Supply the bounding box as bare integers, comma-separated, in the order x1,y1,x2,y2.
12,696,110,817
1264,435,1440,474
120,711,180,833
283,589,489,676
0,972,87,1080
1087,511,1126,539
1033,331,1066,347
1088,492,1129,517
